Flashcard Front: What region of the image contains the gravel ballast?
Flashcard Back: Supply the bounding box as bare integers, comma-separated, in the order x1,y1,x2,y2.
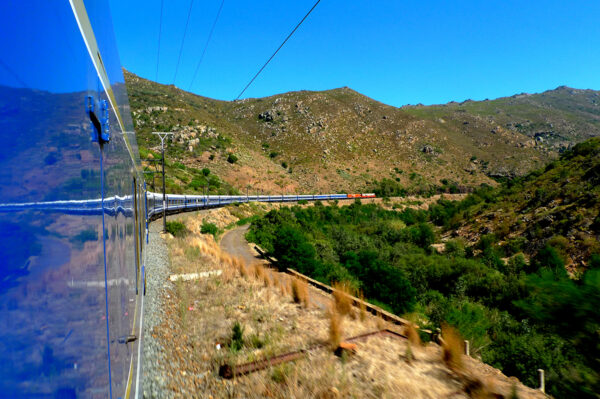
141,221,173,399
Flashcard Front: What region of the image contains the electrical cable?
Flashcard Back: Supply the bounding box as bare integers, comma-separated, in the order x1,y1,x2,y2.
156,0,164,81
188,0,226,91
173,0,195,84
0,58,29,88
234,0,321,100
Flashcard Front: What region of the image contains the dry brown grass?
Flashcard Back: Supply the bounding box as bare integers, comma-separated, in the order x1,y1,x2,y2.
279,276,289,296
233,256,248,278
272,273,280,289
357,290,367,321
252,263,265,281
332,281,354,317
263,270,273,287
441,324,464,372
290,277,309,307
328,302,343,350
404,322,422,348
376,314,387,330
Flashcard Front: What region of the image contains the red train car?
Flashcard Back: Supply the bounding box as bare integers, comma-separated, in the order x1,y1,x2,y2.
346,193,376,198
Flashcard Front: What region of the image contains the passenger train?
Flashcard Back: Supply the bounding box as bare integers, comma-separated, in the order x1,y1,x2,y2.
147,192,376,218
0,1,373,398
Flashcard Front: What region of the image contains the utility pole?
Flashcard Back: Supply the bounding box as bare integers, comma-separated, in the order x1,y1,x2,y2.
153,132,174,232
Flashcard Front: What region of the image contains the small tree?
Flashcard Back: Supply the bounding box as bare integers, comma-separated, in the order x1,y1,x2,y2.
227,154,238,164
202,168,210,176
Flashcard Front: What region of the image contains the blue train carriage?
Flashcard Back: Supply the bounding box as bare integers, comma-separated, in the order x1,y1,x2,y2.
0,1,147,398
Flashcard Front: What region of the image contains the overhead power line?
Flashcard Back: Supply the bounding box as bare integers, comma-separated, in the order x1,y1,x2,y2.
234,0,322,101
188,0,226,91
156,0,164,81
173,0,195,84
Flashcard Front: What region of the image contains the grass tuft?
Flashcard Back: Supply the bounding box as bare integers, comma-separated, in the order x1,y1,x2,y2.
404,322,422,348
233,256,248,278
231,321,244,352
253,263,266,281
358,290,367,321
441,324,464,372
291,277,309,307
332,281,354,317
328,302,343,350
263,270,273,287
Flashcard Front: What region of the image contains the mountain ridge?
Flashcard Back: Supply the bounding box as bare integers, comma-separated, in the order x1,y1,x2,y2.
124,70,600,195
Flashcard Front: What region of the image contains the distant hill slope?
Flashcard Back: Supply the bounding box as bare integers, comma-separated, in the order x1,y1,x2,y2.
124,70,600,194
447,137,600,267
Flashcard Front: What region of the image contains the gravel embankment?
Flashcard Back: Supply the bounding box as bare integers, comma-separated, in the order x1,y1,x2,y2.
141,221,173,399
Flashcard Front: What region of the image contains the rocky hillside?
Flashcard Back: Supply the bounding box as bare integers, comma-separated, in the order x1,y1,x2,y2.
125,70,600,194
448,137,600,268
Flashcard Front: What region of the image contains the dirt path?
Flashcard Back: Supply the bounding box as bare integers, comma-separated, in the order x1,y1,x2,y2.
219,225,257,266
219,226,331,310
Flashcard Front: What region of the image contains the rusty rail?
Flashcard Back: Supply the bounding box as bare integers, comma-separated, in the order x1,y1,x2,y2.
219,328,407,379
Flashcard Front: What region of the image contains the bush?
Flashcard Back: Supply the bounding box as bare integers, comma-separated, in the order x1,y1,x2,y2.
200,222,218,237
370,178,407,197
166,220,187,237
227,154,238,164
281,161,288,169
202,168,210,176
532,244,565,275
401,223,436,248
271,224,317,274
589,254,600,269
343,250,416,314
231,321,244,351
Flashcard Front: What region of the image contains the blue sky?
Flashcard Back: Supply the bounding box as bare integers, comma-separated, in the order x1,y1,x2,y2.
109,0,600,107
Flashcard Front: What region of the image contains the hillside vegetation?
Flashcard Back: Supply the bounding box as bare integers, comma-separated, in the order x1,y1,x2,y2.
436,137,600,267
246,138,600,398
125,71,600,195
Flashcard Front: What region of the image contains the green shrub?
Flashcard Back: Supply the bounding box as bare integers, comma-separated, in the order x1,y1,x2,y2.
532,244,565,276
227,154,238,164
271,224,317,273
202,168,210,176
231,321,244,352
589,254,600,269
200,222,218,237
166,221,187,237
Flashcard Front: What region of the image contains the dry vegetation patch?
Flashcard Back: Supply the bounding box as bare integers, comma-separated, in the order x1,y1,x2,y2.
150,215,547,398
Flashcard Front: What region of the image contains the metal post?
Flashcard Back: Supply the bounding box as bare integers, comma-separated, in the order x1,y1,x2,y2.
153,132,173,232
538,369,545,393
